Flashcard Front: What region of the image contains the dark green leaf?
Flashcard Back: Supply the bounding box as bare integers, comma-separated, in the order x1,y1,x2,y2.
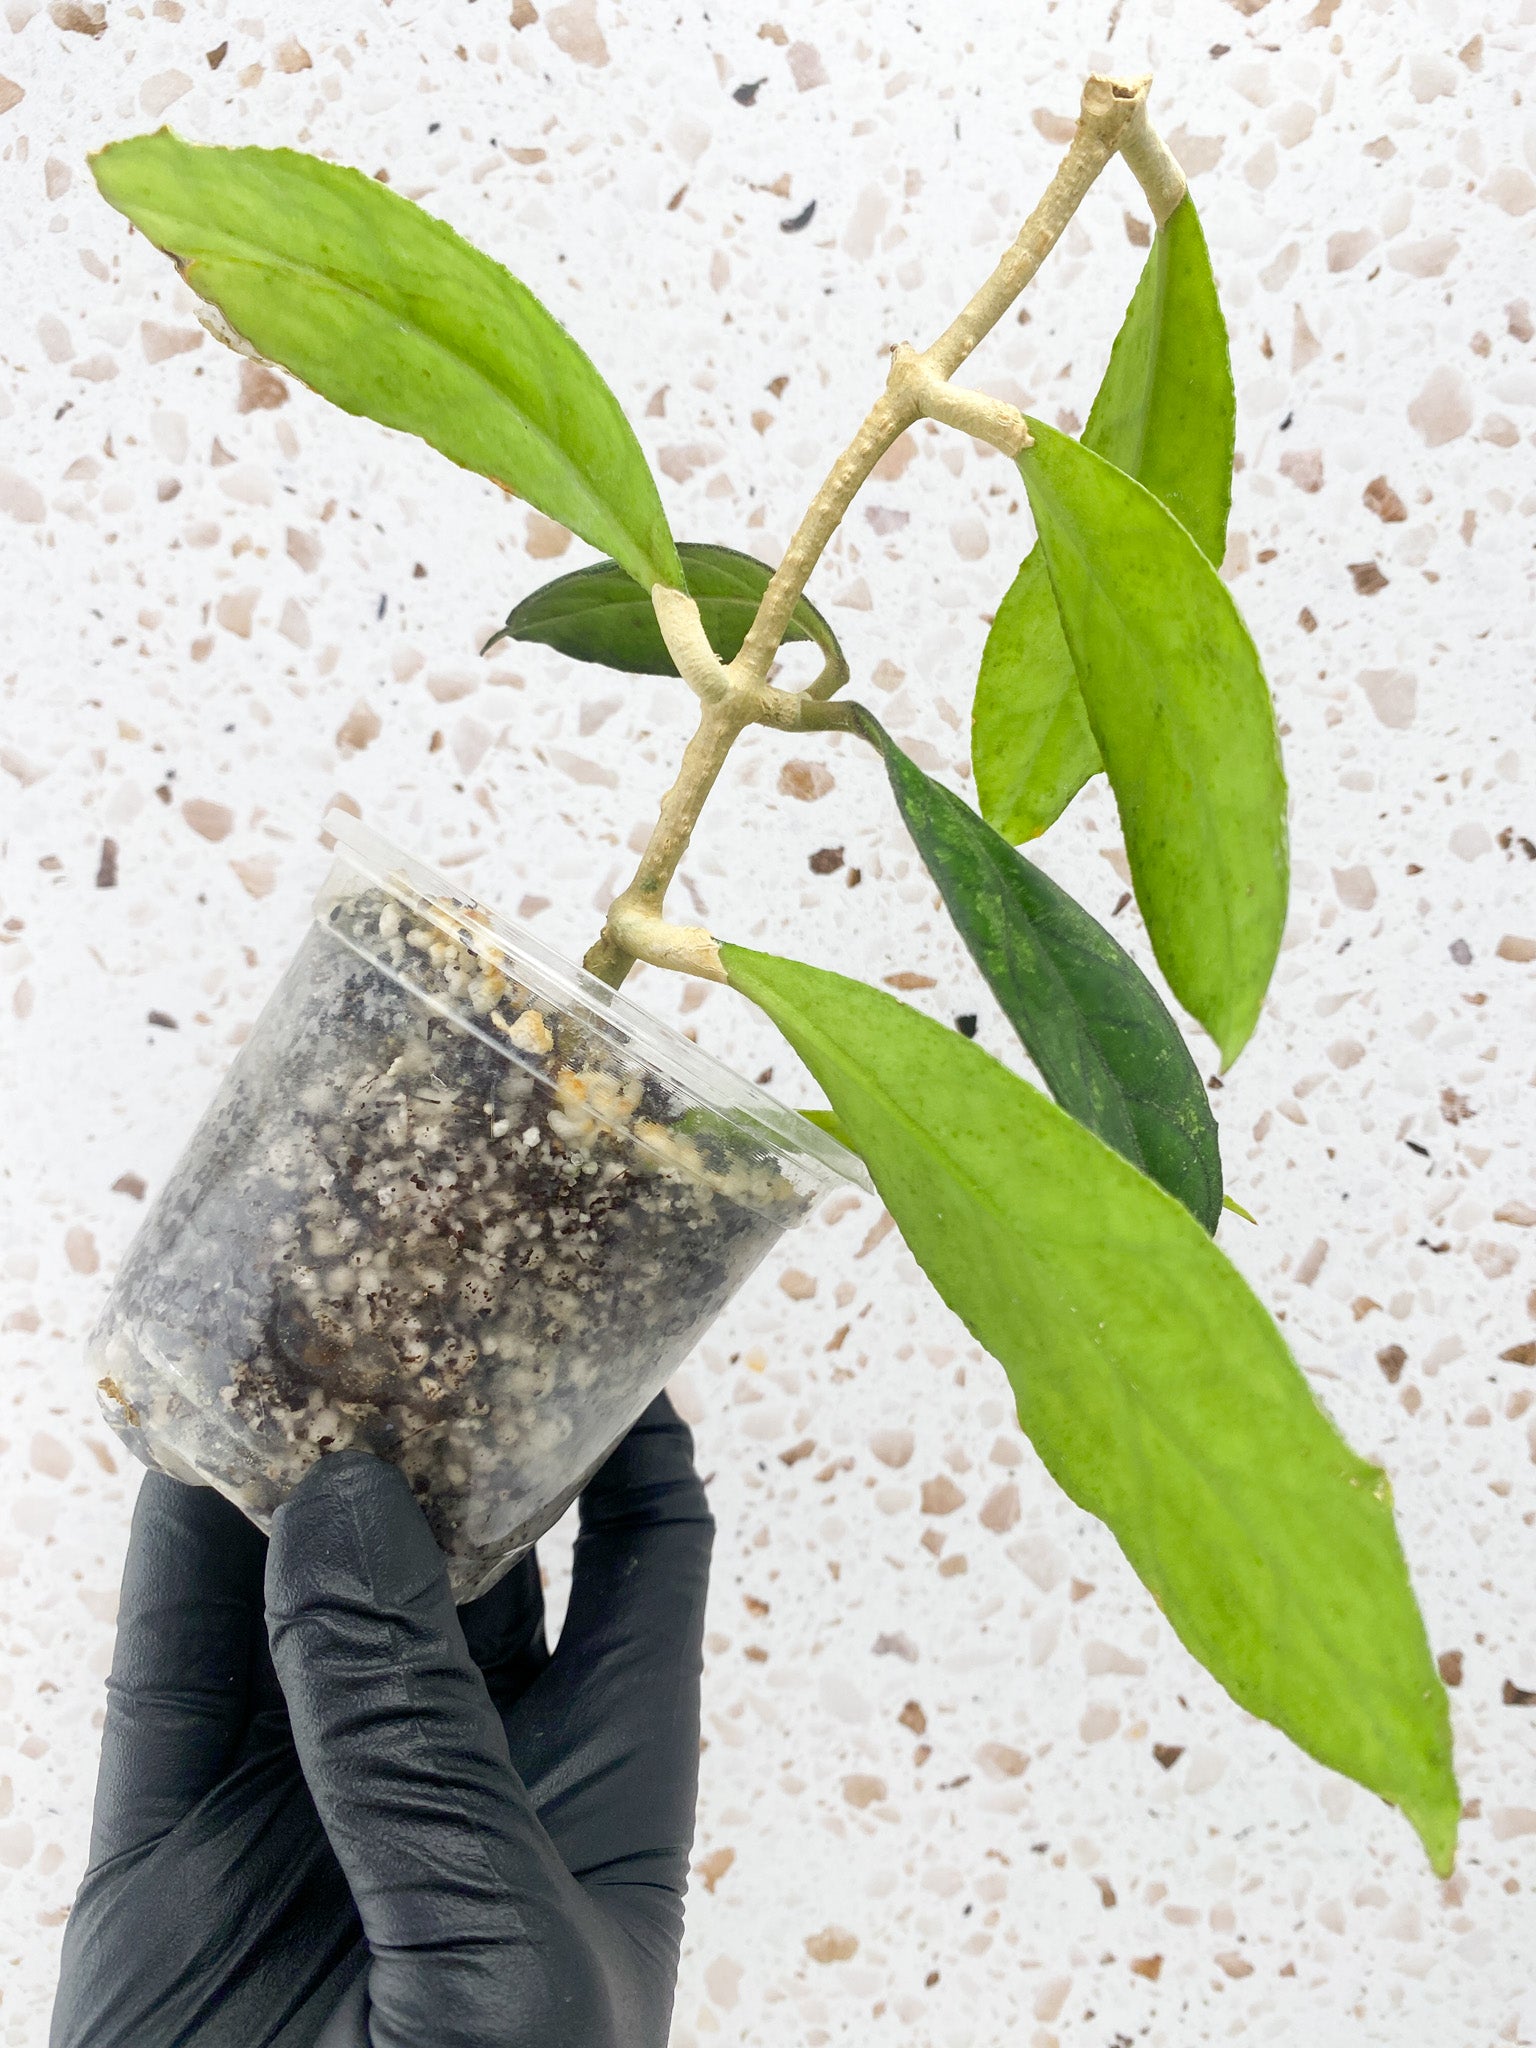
974,197,1234,842
722,944,1459,1876
90,131,682,592
849,706,1220,1229
486,543,846,684
1017,419,1287,1069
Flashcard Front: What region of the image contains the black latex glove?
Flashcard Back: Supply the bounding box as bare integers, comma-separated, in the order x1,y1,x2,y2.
51,1394,713,2048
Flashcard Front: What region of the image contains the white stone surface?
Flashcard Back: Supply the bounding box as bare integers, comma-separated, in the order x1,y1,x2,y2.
3,0,1535,2041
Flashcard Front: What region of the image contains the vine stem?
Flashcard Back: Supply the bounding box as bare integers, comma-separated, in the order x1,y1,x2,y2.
583,72,1174,991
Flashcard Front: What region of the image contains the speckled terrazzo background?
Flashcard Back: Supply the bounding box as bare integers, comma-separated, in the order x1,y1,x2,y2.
2,0,1535,2040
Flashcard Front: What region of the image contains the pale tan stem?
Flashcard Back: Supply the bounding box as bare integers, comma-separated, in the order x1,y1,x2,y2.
650,584,733,705
1117,98,1187,227
923,74,1150,379
734,73,1150,686
587,72,1176,990
582,696,744,988
885,345,1033,457
733,387,916,686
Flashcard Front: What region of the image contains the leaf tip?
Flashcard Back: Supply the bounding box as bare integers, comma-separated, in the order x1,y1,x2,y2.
1412,1787,1460,1880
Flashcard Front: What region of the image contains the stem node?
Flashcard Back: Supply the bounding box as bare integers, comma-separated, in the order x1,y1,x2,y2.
586,71,1183,992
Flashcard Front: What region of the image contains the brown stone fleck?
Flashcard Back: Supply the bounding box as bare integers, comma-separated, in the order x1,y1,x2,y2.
884,970,936,990
978,1483,1020,1533
1503,1679,1536,1707
113,1172,147,1200
1362,475,1408,522
1376,1345,1407,1384
1499,1342,1536,1365
96,837,118,888
920,1474,965,1515
66,1226,100,1275
805,1926,858,1965
336,701,382,754
694,1845,735,1893
778,1437,815,1467
1348,561,1388,595
808,845,844,874
1152,1743,1184,1770
1131,1954,1162,1980
855,1211,895,1259
1437,1650,1463,1687
898,1698,927,1735
778,758,834,801
51,2,107,34
181,798,234,842
238,360,289,412
976,1741,1027,1780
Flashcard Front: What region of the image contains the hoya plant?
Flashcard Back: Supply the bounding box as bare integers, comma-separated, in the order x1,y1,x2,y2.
90,73,1458,1873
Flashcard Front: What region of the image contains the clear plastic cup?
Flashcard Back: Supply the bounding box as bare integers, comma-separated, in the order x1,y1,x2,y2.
90,813,864,1599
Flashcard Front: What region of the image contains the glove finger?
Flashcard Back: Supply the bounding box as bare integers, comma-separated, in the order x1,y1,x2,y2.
265,1452,596,1985
458,1550,548,1715
88,1471,268,1866
505,1394,712,1910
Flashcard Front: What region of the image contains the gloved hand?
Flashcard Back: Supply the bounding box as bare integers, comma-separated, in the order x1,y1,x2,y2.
51,1393,713,2048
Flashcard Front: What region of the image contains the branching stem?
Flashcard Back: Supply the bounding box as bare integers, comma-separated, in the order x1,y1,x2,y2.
582,72,1174,990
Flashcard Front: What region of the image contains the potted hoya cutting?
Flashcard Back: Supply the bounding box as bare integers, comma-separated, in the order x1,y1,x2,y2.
84,72,1459,1874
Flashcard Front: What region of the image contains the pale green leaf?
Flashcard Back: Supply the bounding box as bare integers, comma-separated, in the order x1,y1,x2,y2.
973,197,1234,842
90,130,682,591
723,944,1458,1875
1017,419,1287,1068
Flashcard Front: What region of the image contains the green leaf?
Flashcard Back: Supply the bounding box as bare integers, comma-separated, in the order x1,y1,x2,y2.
1222,1195,1258,1225
486,543,846,684
1017,419,1287,1068
1078,198,1234,563
972,551,1098,844
799,1107,855,1149
848,707,1221,1230
90,131,682,593
973,197,1234,843
722,944,1459,1875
